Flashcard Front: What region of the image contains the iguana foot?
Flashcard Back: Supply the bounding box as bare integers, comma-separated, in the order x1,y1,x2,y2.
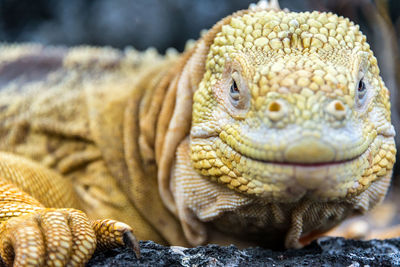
0,209,140,266
92,219,140,258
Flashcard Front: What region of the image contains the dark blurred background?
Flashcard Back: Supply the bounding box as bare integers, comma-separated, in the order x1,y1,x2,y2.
1,0,400,187
0,0,398,52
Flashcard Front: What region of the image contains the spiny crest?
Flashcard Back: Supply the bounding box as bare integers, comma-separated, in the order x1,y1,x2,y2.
206,10,370,74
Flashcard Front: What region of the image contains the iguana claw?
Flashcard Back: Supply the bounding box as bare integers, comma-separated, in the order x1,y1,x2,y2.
92,219,140,258
123,231,141,259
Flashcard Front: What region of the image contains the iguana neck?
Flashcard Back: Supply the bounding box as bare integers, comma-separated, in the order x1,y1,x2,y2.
120,49,200,246
123,49,196,177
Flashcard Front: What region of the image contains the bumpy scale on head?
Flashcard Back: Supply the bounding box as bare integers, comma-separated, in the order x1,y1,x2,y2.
190,9,395,202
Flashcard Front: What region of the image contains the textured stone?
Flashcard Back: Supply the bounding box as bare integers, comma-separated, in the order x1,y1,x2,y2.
88,238,400,266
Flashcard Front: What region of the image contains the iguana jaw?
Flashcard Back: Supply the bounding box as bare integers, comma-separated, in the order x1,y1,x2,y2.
190,133,395,203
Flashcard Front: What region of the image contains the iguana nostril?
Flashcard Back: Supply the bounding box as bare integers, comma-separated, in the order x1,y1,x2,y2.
334,101,345,111
268,101,281,112
266,100,287,121
326,100,347,120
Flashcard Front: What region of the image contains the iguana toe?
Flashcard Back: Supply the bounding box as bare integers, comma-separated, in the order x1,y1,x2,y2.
92,219,140,258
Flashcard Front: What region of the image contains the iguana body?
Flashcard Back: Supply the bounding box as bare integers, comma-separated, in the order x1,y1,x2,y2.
0,1,397,265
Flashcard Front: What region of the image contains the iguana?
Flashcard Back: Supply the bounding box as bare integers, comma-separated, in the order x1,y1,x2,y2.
0,0,398,265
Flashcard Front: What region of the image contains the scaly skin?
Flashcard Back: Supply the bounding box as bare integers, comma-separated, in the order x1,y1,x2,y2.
0,1,397,265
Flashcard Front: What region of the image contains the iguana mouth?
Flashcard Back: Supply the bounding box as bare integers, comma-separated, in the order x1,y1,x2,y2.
250,156,360,167
227,133,393,169
245,147,369,167
215,123,376,165
189,135,391,201
216,133,373,168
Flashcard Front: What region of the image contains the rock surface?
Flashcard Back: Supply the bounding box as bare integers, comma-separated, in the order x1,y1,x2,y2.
87,237,400,267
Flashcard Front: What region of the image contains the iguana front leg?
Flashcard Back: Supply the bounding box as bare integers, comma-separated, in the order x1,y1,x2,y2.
0,152,139,266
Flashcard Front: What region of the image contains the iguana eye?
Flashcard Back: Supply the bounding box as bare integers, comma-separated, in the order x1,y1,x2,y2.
227,71,250,112
230,80,240,102
355,77,370,109
357,78,366,100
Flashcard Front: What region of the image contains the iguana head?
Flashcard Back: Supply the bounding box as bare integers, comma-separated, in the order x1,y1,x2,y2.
189,8,396,203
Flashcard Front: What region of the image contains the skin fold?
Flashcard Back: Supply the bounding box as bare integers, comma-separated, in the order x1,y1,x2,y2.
0,0,397,265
